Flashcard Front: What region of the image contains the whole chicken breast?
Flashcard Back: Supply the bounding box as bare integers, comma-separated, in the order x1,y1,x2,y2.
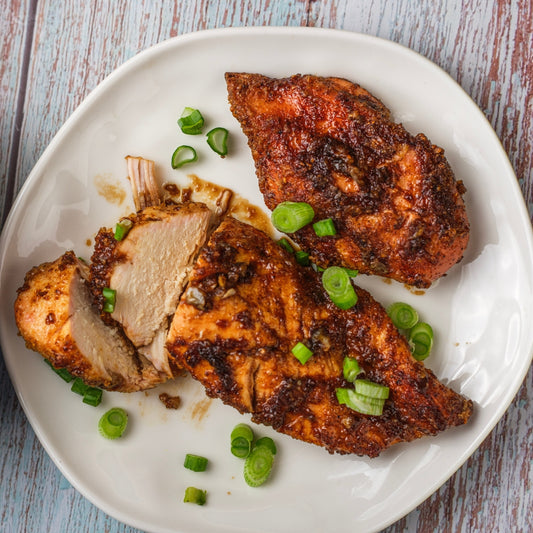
225,73,470,288
167,217,472,457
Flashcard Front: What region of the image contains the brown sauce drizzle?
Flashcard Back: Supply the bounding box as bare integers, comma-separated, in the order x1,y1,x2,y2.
403,284,426,296
93,174,127,205
163,174,274,235
189,397,212,423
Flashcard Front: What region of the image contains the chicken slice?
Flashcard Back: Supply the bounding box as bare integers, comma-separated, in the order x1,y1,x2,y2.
89,156,222,377
14,251,165,392
89,202,215,377
166,217,472,457
225,73,470,288
127,155,161,211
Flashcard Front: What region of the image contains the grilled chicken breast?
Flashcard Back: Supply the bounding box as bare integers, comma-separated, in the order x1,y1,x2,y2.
225,73,470,288
167,217,472,457
14,251,165,391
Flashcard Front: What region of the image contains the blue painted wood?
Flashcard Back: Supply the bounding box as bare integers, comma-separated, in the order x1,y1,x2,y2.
1,1,531,532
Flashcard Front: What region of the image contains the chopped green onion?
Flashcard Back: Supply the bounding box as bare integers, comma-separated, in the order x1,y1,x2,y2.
342,357,361,382
336,387,350,405
336,388,385,416
344,268,359,278
184,454,209,472
183,486,207,505
82,387,103,407
171,145,198,168
409,322,434,361
354,379,390,399
322,267,358,310
113,218,133,241
102,287,116,313
254,437,277,456
231,438,251,458
243,444,274,487
313,218,336,237
71,377,89,396
291,341,313,364
206,127,229,156
295,250,310,266
231,423,254,458
387,302,419,330
277,237,294,254
98,407,128,439
178,107,204,135
271,201,315,233
44,359,74,383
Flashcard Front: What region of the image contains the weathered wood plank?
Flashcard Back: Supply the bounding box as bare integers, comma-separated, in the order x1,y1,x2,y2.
0,0,35,224
1,1,531,532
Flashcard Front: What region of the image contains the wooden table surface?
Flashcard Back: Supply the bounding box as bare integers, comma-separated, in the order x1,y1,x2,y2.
1,1,531,532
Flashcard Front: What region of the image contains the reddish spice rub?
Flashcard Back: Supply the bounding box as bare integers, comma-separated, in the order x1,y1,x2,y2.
225,73,470,288
166,218,472,457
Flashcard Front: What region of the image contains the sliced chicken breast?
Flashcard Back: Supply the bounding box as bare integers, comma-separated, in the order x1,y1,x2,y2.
89,202,214,376
14,251,165,392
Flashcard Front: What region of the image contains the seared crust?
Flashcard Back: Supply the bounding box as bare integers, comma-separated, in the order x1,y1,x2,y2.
167,218,472,457
225,73,470,287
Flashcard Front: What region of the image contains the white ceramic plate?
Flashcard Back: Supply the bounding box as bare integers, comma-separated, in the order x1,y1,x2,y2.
1,27,532,533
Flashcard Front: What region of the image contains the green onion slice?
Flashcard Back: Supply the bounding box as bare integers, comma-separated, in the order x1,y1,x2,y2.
243,444,274,487
254,437,277,456
171,145,198,169
322,267,358,310
387,302,419,330
98,407,128,439
82,387,103,407
277,237,294,254
344,268,359,278
313,218,336,237
336,388,385,416
184,454,208,472
336,387,350,405
113,218,133,241
44,359,74,383
183,486,207,505
178,107,204,135
295,250,310,266
71,377,89,396
291,341,313,364
409,322,434,361
354,379,390,399
231,437,251,458
271,202,315,233
231,423,254,458
102,287,116,313
206,127,229,156
342,357,361,382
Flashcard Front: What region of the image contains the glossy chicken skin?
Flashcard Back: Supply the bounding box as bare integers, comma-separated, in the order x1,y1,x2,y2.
167,218,472,457
225,73,470,288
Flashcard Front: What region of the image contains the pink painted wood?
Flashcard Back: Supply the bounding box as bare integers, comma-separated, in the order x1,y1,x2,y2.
1,1,531,532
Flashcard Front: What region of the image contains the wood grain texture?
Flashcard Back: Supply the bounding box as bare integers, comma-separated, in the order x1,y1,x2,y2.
0,0,531,532
0,0,35,225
